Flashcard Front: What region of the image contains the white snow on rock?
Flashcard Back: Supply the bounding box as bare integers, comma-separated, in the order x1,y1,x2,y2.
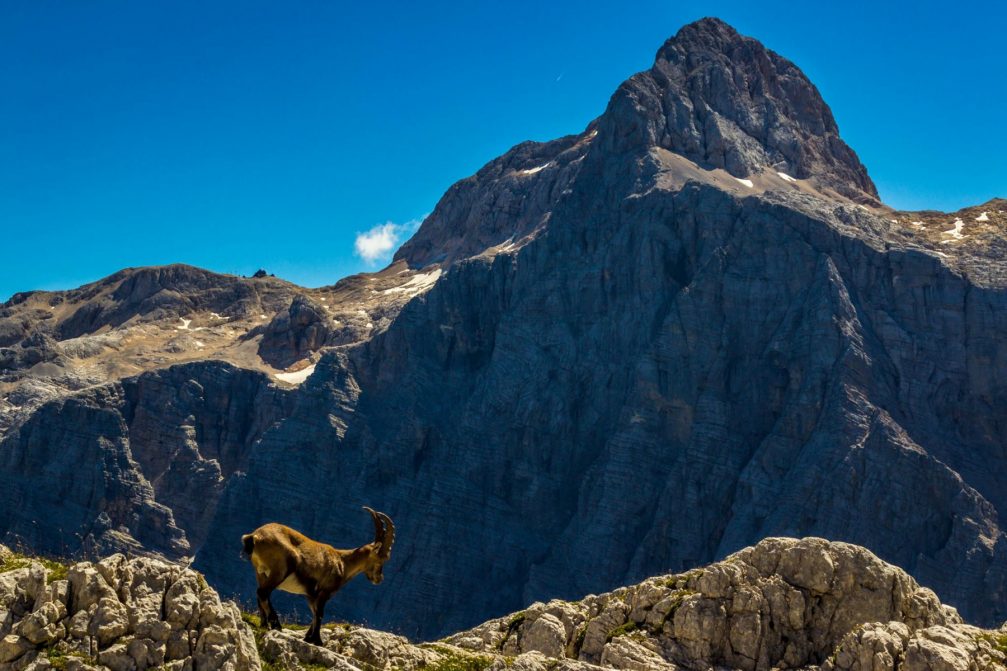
519,162,552,175
275,364,316,385
735,178,754,188
259,314,268,319
911,221,925,228
209,312,224,320
976,211,990,222
383,269,443,297
495,237,523,253
942,218,965,240
777,172,797,182
176,318,192,330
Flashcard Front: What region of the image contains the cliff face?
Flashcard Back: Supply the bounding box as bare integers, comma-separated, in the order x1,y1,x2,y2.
2,18,1007,640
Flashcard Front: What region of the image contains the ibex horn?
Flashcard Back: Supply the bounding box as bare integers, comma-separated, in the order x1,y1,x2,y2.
376,512,395,559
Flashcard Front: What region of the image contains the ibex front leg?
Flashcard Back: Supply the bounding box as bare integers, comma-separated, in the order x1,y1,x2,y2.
305,590,332,645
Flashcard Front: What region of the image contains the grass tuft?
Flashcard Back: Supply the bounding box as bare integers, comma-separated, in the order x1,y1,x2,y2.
606,620,638,642
0,552,69,583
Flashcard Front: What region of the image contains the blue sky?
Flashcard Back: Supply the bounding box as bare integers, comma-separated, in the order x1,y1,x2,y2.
2,1,1004,301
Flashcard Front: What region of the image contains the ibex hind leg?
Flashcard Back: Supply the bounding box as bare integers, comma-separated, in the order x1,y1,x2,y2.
256,585,282,630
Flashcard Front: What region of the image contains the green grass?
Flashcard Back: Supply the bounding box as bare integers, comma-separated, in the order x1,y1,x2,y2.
496,611,526,650
655,589,696,631
572,622,588,655
664,569,704,589
42,644,94,671
606,620,638,642
978,631,1007,656
0,552,69,583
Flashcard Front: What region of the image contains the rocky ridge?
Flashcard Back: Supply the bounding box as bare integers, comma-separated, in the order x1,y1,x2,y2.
0,261,441,440
0,543,257,670
2,17,1007,640
2,539,1005,671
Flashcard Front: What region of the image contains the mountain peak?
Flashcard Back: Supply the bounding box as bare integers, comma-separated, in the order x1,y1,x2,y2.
666,16,743,49
597,17,878,202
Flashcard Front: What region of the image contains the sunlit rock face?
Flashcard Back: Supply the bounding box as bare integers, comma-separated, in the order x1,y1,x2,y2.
2,18,1007,641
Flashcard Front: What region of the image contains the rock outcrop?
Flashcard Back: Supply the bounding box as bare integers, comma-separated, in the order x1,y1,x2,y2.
256,295,331,369
0,544,258,671
8,539,1001,671
2,17,1007,642
443,537,1006,671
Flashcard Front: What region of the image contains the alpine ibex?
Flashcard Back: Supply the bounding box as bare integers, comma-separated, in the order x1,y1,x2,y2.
241,507,395,644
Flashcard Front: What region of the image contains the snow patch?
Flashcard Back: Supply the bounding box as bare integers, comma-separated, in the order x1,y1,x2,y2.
911,221,925,228
209,313,224,320
496,237,522,253
194,341,205,348
777,172,797,183
734,178,754,188
586,129,598,139
176,318,191,331
383,269,443,297
976,211,989,222
275,364,316,385
259,314,268,320
519,163,551,175
942,218,965,240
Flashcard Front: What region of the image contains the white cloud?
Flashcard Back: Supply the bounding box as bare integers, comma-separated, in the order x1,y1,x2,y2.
353,217,425,265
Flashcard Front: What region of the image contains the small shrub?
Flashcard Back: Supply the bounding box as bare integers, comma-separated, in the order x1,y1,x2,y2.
978,631,1007,655
572,622,588,654
606,620,638,642
43,645,94,671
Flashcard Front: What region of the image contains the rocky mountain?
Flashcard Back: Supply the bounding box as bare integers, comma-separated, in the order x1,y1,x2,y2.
2,17,1007,641
1,538,1004,670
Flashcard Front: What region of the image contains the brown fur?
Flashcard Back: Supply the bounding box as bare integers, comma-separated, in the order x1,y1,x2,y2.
241,507,394,644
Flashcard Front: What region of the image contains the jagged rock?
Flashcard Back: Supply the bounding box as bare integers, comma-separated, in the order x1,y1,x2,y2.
0,554,259,671
0,635,32,664
823,622,1006,671
257,295,331,368
1,539,1004,670
447,538,982,671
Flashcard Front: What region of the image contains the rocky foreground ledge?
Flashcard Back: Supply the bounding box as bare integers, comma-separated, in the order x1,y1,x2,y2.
1,538,1004,671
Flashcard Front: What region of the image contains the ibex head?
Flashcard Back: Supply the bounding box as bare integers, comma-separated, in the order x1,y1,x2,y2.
361,506,395,585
